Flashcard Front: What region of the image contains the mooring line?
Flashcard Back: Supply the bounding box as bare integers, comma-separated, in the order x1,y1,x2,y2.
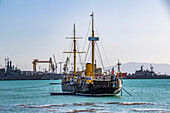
122,88,132,96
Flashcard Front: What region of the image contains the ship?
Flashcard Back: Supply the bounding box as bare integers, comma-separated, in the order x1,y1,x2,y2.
51,12,123,96
125,65,170,79
0,58,63,80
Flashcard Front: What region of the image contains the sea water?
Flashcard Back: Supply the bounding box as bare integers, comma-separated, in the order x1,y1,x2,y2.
0,79,169,113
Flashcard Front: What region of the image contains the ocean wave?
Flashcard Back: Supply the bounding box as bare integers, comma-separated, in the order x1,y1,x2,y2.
105,102,155,105
0,108,15,112
16,102,158,113
17,103,106,113
18,104,68,108
132,108,170,112
66,108,105,113
17,102,104,109
45,109,60,112
17,102,155,110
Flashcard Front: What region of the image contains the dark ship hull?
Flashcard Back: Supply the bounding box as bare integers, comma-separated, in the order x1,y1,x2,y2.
58,79,122,96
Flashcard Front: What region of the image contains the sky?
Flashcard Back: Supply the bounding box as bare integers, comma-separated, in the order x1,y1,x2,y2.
0,0,170,71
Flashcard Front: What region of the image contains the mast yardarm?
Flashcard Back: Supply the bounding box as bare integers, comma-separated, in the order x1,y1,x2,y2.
63,24,85,78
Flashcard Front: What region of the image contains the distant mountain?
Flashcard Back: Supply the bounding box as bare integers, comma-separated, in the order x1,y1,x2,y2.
106,62,170,75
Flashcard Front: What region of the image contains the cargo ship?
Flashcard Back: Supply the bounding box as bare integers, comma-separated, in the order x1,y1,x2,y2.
51,13,123,96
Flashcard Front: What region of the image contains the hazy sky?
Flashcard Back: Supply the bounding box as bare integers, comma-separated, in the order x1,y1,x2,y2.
0,0,170,71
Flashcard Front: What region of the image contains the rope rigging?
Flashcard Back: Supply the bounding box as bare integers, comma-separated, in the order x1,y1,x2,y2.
83,42,91,66
96,42,105,71
63,30,74,62
64,27,86,72
63,17,111,73
80,20,108,73
95,25,111,67
83,19,92,51
77,41,84,69
95,42,103,70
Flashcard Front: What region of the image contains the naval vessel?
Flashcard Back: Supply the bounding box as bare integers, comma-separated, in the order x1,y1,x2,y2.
0,59,63,80
125,65,170,79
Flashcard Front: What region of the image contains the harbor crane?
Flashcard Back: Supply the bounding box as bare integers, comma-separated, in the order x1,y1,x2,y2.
58,57,70,74
63,57,70,74
32,57,55,72
53,54,58,73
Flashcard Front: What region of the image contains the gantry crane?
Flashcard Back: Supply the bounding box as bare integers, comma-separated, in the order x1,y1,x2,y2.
32,57,54,72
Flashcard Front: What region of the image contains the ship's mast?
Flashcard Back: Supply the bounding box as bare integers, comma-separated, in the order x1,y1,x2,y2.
91,12,95,79
73,23,76,76
64,24,85,78
89,12,99,79
117,60,121,80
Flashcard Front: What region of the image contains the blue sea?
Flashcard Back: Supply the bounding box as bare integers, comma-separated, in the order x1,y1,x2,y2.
0,79,169,113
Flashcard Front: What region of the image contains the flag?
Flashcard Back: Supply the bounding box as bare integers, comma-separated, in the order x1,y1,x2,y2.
112,67,114,74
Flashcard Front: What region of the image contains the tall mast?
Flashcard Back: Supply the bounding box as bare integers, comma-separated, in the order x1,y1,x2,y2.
64,24,85,78
73,23,76,76
91,12,95,79
117,59,121,80
89,12,99,79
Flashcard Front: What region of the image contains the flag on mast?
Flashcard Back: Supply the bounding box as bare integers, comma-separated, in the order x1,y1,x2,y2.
112,67,114,74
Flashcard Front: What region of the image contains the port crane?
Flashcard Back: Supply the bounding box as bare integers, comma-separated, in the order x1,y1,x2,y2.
63,57,70,74
32,58,55,72
53,55,58,73
58,57,70,74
